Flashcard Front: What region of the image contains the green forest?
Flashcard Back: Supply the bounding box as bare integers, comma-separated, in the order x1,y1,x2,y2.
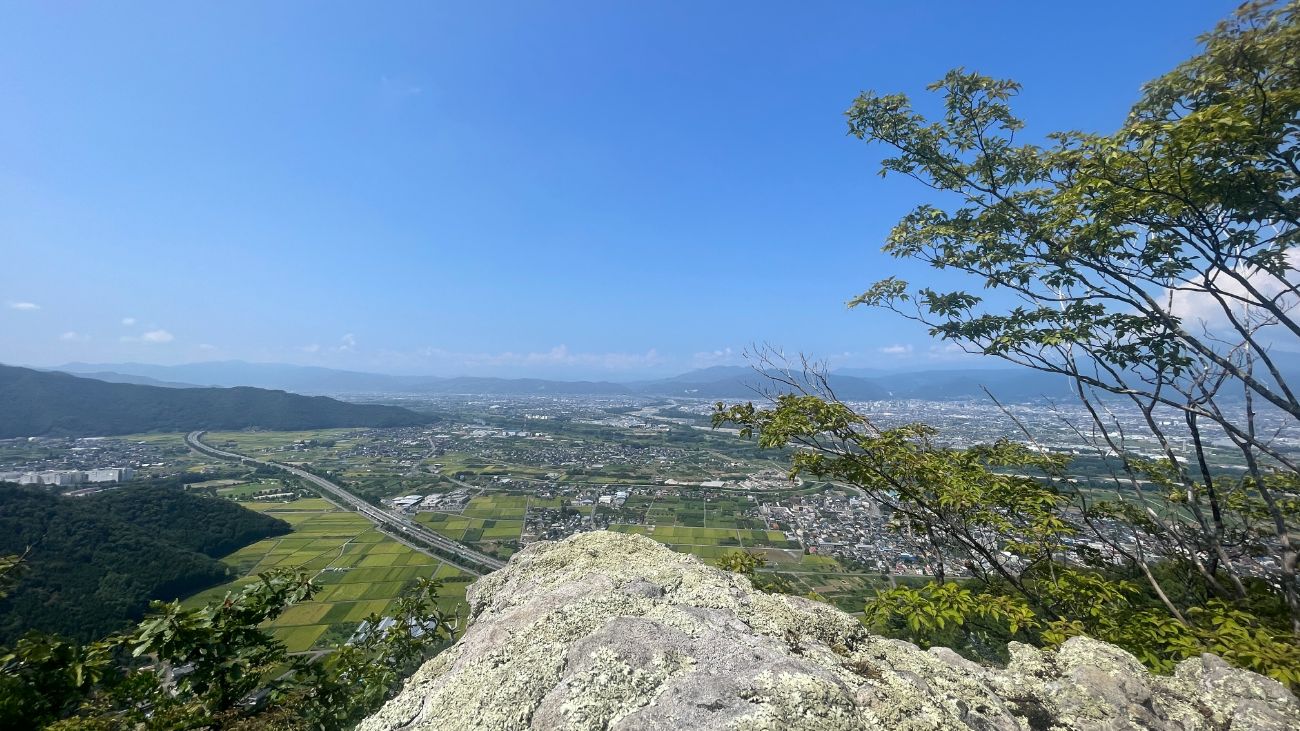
0,481,290,643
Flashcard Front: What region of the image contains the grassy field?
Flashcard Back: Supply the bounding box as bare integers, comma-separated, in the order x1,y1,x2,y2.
460,494,529,520
180,498,471,653
604,523,804,565
186,478,289,499
601,520,891,612
205,429,361,451
186,428,885,617
413,494,531,555
205,429,446,504
628,494,772,531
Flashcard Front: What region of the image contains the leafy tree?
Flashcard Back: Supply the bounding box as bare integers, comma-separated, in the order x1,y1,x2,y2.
717,0,1300,686
0,548,31,600
0,570,456,729
716,550,767,577
1,570,316,729
715,550,823,600
289,577,456,729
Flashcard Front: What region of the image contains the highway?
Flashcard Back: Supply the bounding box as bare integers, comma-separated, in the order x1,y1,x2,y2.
185,431,506,575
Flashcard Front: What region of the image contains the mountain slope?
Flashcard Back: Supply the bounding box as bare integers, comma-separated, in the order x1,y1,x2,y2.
0,365,433,438
634,369,888,400
56,360,434,393
54,358,1276,402
0,482,291,643
418,376,632,395
55,362,638,396
52,370,199,388
869,368,1076,401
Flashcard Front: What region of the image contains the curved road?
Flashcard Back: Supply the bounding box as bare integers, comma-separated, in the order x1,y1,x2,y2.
186,431,505,575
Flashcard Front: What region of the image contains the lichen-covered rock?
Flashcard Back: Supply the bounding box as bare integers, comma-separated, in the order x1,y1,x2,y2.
358,531,1299,731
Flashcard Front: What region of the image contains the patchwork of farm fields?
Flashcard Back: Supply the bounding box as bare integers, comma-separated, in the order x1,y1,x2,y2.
604,524,884,613
413,493,539,555
605,523,803,561
180,498,471,653
414,491,812,564
189,429,887,618
622,494,774,530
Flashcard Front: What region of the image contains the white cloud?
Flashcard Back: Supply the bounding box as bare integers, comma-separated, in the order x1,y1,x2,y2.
927,343,967,358
335,333,357,352
691,347,739,368
1168,251,1300,333
121,329,175,344
197,343,217,351
59,331,87,342
7,301,40,311
879,344,914,356
300,343,321,354
121,317,136,326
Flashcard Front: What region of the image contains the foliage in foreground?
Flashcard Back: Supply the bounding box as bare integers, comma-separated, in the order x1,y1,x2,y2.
0,569,455,730
716,550,829,602
719,0,1300,688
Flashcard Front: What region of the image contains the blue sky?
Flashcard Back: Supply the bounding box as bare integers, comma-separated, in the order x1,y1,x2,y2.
1,1,1236,378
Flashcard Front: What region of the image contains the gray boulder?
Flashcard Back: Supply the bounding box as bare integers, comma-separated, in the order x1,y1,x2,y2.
359,531,1299,730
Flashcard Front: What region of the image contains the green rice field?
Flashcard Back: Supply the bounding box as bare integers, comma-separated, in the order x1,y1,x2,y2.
414,494,529,554
603,523,881,612
180,498,471,653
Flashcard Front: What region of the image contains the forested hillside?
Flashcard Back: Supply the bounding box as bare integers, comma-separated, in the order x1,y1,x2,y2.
0,364,432,438
0,482,291,643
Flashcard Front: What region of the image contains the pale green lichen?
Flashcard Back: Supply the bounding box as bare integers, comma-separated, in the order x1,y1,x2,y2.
359,531,1300,731
550,647,696,729
730,671,864,731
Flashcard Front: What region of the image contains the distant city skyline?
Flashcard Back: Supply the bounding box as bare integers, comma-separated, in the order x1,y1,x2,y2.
1,2,1237,379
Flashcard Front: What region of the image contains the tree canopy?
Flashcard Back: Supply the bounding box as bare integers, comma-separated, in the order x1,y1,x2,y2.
0,570,456,730
0,481,291,644
718,0,1300,687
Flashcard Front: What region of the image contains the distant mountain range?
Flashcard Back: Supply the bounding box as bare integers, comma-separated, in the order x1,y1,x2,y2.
57,370,199,389
0,364,433,438
49,360,1086,402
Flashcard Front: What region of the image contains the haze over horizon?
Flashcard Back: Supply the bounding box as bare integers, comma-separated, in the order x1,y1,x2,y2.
2,1,1236,380
32,353,1003,382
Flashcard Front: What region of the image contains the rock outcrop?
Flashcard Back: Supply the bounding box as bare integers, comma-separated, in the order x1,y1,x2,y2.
359,531,1300,730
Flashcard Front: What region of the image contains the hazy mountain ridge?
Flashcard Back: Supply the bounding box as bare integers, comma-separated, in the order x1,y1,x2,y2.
51,369,200,389
55,360,425,392
54,360,1085,402
0,364,433,438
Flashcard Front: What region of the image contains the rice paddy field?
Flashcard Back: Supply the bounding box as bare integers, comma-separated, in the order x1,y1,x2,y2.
600,523,886,613
180,498,472,653
188,477,290,499
597,520,884,614
409,492,873,606
190,429,891,616
204,429,361,453
203,429,447,504
414,494,532,558
620,493,774,531
607,523,796,554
